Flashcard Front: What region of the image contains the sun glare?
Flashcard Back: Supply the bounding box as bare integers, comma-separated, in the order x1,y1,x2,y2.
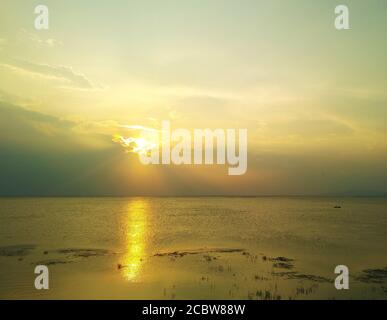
122,199,148,281
113,133,159,156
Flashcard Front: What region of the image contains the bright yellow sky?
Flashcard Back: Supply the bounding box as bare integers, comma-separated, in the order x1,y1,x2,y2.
0,0,386,195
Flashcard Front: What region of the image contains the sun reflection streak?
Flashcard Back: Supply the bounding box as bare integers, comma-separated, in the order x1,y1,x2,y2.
122,199,148,281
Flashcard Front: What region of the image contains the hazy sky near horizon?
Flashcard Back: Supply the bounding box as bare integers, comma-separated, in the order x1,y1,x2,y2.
0,0,386,195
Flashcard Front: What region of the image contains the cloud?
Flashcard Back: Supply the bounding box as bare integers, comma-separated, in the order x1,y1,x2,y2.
118,124,160,133
0,58,97,90
0,102,113,152
0,102,73,148
0,102,386,197
253,115,355,144
20,29,63,47
0,102,122,196
278,117,354,137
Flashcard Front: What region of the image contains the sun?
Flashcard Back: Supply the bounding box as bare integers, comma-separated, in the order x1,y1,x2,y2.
131,137,158,155
113,131,159,156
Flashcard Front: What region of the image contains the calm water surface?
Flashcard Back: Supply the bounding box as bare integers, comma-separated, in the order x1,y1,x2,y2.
0,197,386,299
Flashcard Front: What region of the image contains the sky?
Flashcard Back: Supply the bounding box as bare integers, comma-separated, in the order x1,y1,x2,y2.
0,0,386,196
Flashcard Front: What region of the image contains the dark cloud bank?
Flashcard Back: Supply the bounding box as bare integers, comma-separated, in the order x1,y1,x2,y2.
0,102,386,196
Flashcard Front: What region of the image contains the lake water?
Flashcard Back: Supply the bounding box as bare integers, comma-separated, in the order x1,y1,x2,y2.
0,197,386,299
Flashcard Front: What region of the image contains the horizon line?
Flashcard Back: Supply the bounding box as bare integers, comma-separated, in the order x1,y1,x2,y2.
1,194,386,198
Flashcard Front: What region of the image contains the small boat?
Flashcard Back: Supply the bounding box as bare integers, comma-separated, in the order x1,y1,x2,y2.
334,205,342,209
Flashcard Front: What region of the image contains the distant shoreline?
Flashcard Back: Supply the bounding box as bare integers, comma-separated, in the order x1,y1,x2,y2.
0,195,386,198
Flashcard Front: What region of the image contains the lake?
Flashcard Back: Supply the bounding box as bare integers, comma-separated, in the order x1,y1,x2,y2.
0,197,386,299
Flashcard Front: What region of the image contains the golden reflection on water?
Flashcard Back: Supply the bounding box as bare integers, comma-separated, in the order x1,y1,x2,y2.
122,199,148,281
